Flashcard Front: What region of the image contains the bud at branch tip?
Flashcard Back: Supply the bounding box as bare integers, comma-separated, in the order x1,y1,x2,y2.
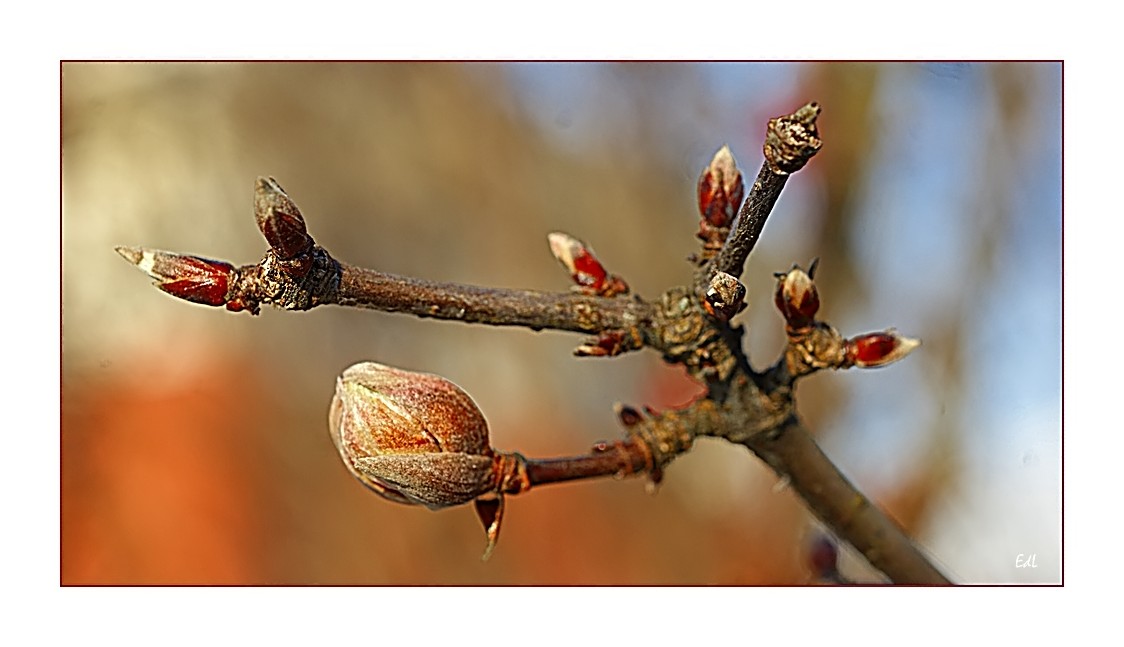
845,330,921,368
115,245,234,307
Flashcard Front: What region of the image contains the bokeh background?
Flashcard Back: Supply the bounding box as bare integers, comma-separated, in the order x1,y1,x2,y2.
61,62,1060,584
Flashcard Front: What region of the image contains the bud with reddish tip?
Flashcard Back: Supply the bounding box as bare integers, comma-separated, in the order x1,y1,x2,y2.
329,361,498,510
697,145,744,230
845,330,921,368
115,245,235,307
774,261,820,330
548,232,629,297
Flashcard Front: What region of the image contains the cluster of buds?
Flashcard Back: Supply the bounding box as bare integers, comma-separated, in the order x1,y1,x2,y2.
115,177,325,315
695,145,745,255
774,260,919,370
330,361,523,558
548,232,629,297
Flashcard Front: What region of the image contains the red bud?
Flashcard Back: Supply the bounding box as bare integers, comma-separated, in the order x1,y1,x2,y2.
697,145,744,229
548,232,629,297
774,263,819,329
845,330,921,368
115,246,234,307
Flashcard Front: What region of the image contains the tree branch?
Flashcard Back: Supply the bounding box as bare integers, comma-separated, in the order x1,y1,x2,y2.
742,417,950,585
334,263,655,339
703,102,823,288
117,101,952,584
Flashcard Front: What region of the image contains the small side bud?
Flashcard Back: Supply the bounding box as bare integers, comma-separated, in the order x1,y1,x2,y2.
255,177,312,261
774,261,820,330
845,330,921,368
697,145,745,230
548,232,629,297
614,403,644,428
704,271,747,321
115,246,235,308
574,329,642,357
329,362,497,509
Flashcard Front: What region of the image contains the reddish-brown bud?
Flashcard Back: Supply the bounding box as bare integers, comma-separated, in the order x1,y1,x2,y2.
697,145,744,229
115,245,234,307
548,232,629,297
845,330,921,368
329,362,497,510
704,271,747,321
255,177,313,261
774,262,820,329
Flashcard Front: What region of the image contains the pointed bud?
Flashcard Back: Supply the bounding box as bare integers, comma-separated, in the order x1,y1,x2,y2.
255,177,313,261
704,271,747,321
548,232,629,297
329,362,497,510
845,330,921,368
115,246,234,307
774,262,820,329
697,145,744,229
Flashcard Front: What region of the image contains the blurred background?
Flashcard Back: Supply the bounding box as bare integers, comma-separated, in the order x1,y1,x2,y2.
61,62,1060,584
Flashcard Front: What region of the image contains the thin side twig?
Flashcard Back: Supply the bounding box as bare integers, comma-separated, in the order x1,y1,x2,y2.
334,263,655,339
702,102,823,289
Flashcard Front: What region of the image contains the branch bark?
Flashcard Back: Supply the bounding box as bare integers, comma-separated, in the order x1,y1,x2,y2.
335,263,655,339
743,417,950,584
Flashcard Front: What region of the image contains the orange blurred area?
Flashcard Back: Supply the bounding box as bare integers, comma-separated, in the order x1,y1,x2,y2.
62,351,270,584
